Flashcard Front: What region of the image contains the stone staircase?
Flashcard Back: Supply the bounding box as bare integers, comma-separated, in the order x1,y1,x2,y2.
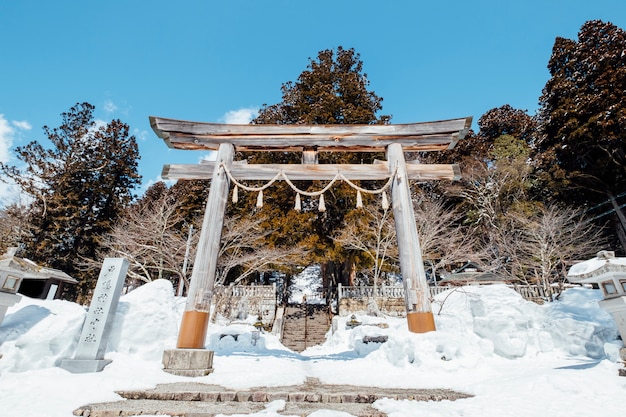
281,303,330,352
72,379,472,416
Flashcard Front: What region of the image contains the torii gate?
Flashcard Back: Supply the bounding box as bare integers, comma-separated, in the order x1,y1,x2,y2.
150,116,472,349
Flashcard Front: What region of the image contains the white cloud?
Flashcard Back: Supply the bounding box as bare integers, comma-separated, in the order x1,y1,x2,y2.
199,151,216,162
103,99,118,114
11,120,31,131
93,118,108,130
0,114,14,163
133,128,149,142
139,176,176,195
0,181,23,208
0,115,30,206
221,107,259,124
0,115,32,164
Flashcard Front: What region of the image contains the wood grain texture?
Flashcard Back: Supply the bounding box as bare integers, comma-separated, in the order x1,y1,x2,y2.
162,162,461,181
387,143,432,315
150,116,473,152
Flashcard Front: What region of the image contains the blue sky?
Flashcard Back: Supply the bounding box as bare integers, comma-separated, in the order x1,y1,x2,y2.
1,0,625,202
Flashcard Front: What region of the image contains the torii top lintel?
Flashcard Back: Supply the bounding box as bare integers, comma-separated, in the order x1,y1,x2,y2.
149,116,473,152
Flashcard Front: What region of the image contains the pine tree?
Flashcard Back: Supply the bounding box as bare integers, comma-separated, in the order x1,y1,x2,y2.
239,47,391,287
537,20,626,250
0,102,141,301
168,179,211,226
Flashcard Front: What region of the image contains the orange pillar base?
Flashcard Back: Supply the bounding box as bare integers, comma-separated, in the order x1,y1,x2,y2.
177,310,210,349
406,311,436,333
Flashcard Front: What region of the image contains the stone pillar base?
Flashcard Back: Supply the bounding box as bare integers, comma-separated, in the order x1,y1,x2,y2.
406,311,436,333
162,349,214,377
60,358,112,373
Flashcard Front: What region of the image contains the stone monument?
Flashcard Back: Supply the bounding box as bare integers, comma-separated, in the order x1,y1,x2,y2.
61,258,128,373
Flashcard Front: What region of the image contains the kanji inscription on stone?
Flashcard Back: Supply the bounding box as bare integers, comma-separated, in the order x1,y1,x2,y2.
74,258,128,360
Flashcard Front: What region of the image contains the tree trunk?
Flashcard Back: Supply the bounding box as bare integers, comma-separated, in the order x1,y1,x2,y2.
609,191,626,254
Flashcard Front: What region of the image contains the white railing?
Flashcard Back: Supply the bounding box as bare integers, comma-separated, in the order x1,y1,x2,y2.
215,283,276,299
213,283,562,303
428,286,454,297
510,284,552,300
337,284,405,299
337,284,558,301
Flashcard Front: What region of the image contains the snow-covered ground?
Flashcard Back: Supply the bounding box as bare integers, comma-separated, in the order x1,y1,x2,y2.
1,278,625,417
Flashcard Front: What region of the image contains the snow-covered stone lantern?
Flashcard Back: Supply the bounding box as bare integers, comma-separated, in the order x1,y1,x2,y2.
0,249,24,326
567,250,626,374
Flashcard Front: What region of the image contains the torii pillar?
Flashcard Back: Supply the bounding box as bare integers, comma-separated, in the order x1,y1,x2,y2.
387,143,434,331
176,143,234,348
151,116,472,354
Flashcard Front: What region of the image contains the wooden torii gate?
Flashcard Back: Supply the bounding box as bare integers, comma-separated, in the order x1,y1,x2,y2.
150,116,472,349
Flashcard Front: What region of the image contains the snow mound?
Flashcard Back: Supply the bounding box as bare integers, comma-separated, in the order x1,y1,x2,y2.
107,279,182,360
0,281,621,377
0,298,86,373
329,285,619,366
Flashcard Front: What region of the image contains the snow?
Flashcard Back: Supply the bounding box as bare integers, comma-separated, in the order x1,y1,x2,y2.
1,279,626,417
288,264,325,304
567,252,626,278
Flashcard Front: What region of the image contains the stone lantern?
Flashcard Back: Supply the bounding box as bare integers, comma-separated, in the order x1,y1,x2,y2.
0,257,24,325
567,250,626,375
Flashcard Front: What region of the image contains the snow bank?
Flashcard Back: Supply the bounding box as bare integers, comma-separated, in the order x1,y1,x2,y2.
1,280,624,417
0,281,621,378
0,297,86,373
430,285,618,359
107,279,183,360
327,285,620,367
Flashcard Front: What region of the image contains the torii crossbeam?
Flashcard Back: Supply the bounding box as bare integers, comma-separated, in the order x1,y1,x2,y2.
150,116,472,349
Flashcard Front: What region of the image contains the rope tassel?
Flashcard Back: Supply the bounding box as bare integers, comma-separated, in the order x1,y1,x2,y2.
232,185,239,203
318,194,326,212
381,192,389,210
219,161,397,212
294,193,301,211
356,190,363,208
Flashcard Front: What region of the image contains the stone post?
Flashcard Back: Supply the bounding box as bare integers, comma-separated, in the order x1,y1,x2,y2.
60,258,128,373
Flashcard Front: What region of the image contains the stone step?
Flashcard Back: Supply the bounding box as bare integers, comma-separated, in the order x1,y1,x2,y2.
73,399,387,417
116,386,466,402
73,380,471,416
281,304,332,352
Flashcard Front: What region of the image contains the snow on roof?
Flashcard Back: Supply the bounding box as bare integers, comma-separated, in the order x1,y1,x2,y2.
567,251,626,283
0,251,78,284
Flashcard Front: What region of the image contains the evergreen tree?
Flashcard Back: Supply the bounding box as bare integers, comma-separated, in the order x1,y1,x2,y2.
425,104,536,167
237,46,391,287
420,104,540,228
0,102,141,301
537,20,626,250
168,179,211,227
254,46,389,126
